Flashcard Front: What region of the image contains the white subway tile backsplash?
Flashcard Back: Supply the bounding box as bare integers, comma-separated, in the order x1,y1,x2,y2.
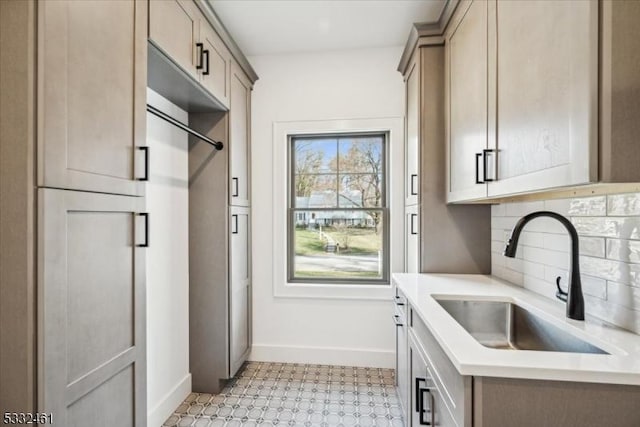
519,231,544,248
491,216,519,231
542,233,569,252
579,255,630,284
544,198,571,216
606,239,640,264
579,236,606,258
492,191,640,333
491,229,505,242
607,193,640,216
523,275,556,299
584,295,640,333
522,246,569,269
523,260,545,280
607,281,640,311
521,217,567,234
571,217,640,239
491,203,506,217
582,275,608,300
568,196,607,216
505,201,544,217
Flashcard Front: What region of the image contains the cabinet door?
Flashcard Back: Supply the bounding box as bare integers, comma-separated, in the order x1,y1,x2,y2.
405,54,420,206
229,62,252,207
405,205,419,273
409,331,457,427
229,207,251,377
446,0,489,202
199,23,231,108
38,189,146,426
149,0,200,81
487,0,598,197
38,0,146,196
395,302,409,422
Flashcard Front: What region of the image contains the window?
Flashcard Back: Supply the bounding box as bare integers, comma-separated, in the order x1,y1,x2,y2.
288,133,388,284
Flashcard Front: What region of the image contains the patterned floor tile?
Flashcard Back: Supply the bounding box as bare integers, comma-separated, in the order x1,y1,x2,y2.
162,362,402,427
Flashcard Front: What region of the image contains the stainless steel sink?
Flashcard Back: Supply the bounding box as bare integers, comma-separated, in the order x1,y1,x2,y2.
435,298,608,355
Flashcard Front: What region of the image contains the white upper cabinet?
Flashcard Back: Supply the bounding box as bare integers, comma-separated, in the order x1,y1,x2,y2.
445,0,640,203
38,0,146,196
405,56,420,206
149,0,231,108
446,0,489,202
487,0,597,197
149,0,201,81
229,62,252,207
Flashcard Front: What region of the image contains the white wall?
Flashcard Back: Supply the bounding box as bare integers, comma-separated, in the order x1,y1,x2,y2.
492,193,640,334
249,47,405,368
146,89,191,426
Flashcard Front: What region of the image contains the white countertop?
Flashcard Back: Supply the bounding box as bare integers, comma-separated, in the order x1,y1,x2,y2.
392,273,640,386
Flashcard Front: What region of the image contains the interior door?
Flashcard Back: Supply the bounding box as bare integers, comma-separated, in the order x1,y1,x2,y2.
229,62,251,207
229,206,251,377
447,0,489,202
38,0,146,196
38,188,146,426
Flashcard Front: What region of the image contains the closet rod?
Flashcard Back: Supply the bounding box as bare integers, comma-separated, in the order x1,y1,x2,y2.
147,104,224,150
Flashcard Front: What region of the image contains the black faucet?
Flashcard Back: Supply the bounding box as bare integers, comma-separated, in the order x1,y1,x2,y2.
503,211,585,321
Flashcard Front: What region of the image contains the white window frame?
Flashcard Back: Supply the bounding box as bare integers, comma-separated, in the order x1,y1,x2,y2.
272,118,404,300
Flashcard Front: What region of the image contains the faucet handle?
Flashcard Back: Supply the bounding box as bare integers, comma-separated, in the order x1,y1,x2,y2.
555,276,568,302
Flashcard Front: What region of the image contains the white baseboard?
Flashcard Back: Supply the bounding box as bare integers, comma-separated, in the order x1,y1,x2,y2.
148,373,192,427
249,344,395,369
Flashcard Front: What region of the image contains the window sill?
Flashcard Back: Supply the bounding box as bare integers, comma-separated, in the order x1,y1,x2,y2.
274,281,394,301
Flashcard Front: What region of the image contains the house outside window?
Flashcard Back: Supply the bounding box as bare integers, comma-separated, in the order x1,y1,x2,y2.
288,133,389,284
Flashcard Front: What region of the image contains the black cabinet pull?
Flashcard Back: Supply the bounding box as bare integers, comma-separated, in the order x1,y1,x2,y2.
415,377,426,413
410,174,418,196
475,152,484,184
196,42,204,69
203,49,210,75
232,214,238,234
137,146,149,181
393,295,406,306
483,149,496,182
410,213,418,235
136,213,149,248
232,177,239,197
392,314,404,327
419,387,435,426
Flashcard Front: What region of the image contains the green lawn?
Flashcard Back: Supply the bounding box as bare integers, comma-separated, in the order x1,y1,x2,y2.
294,226,381,256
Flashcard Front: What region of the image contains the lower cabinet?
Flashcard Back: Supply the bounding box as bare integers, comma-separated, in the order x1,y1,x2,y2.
408,331,457,427
229,206,251,377
39,188,147,426
405,205,419,273
396,297,640,427
394,290,409,422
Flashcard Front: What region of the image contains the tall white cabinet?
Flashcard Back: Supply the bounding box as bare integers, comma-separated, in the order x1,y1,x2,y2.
1,0,149,424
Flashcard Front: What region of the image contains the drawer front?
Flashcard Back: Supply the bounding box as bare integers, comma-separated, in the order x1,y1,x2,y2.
411,308,470,426
394,288,409,419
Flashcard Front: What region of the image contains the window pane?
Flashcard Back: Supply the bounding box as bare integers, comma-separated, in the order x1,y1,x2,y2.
293,138,337,174
293,174,337,208
292,210,384,280
337,136,383,174
339,174,383,208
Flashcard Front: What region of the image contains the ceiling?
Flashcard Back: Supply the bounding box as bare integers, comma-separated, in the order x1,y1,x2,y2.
210,0,447,56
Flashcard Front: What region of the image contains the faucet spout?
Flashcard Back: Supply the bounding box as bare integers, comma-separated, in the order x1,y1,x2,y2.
503,211,585,321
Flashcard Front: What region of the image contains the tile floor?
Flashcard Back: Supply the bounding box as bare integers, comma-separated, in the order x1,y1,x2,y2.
162,361,404,427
